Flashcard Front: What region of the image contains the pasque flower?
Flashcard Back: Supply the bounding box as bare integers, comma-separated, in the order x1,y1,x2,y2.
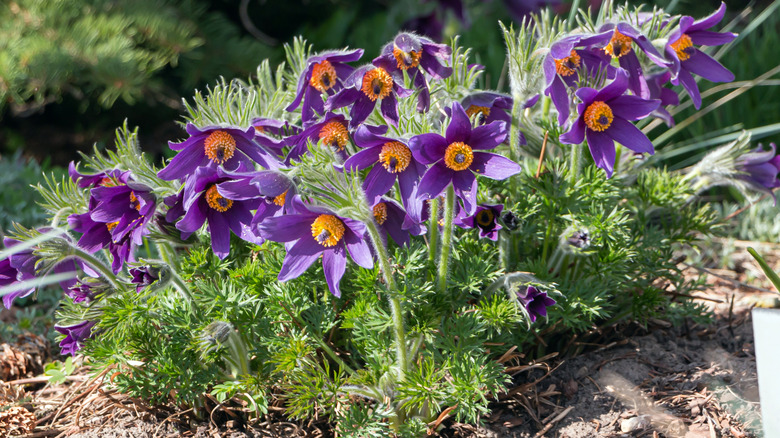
737,143,780,201
326,64,412,128
559,70,660,177
665,2,736,109
176,166,264,259
457,204,504,241
129,265,160,293
55,320,97,356
517,285,556,322
257,197,373,298
371,197,412,247
374,32,452,112
286,49,364,124
286,113,351,164
343,125,426,220
410,102,521,215
158,124,280,181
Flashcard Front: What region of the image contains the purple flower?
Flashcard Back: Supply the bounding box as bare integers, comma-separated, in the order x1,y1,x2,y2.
67,282,95,303
257,197,373,298
559,70,660,178
286,49,364,124
176,166,263,259
457,204,504,241
594,23,668,98
89,178,156,247
460,92,535,145
68,208,134,273
243,170,296,232
344,125,426,220
55,320,97,356
665,2,736,109
1,236,84,308
517,285,556,322
371,197,411,247
374,33,452,112
543,34,614,126
737,143,780,202
157,124,280,181
286,113,351,164
129,265,160,293
326,65,412,128
645,72,679,127
410,102,521,215
68,163,123,188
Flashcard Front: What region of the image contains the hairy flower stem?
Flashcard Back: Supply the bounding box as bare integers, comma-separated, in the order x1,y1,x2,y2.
509,95,523,194
427,197,440,266
364,220,408,380
569,142,584,185
437,185,456,294
68,246,119,289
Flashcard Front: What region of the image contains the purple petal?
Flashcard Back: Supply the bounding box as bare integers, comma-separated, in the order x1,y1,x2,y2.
176,199,208,233
208,212,231,259
608,118,654,154
363,165,397,203
350,95,376,128
594,69,629,103
609,95,660,120
410,133,447,164
343,228,373,269
469,121,508,150
157,144,207,181
258,214,315,242
417,163,454,200
380,93,400,126
689,2,727,32
452,171,477,214
678,69,702,109
322,245,347,298
586,130,617,178
689,30,736,46
344,147,381,172
470,152,522,180
278,239,323,281
684,50,735,83
446,102,471,143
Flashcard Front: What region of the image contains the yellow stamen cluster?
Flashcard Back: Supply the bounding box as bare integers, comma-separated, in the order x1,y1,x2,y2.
100,177,117,187
107,221,119,232
379,141,412,173
318,121,350,151
373,202,388,225
273,190,287,207
311,214,345,247
204,130,236,165
254,126,265,133
130,191,141,212
392,47,421,70
670,34,694,61
310,60,337,92
444,142,474,171
465,105,491,123
206,185,233,212
555,50,581,77
476,209,495,227
583,101,614,132
361,68,393,101
604,30,633,58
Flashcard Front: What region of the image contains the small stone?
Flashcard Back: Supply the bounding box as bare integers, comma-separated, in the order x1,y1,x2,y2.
621,415,651,433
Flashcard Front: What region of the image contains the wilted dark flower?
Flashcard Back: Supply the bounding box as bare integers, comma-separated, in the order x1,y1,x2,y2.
665,2,736,109
55,320,97,356
286,49,364,124
517,285,556,322
563,228,591,250
129,265,160,293
500,210,520,231
559,70,659,177
410,102,520,214
257,197,373,298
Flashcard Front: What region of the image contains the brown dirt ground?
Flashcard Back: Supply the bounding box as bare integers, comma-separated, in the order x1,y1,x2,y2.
2,253,776,438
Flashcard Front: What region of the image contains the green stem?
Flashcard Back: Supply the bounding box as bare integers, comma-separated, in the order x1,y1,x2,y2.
437,186,455,294
69,247,119,289
569,142,584,185
427,197,440,266
540,217,555,264
170,272,202,315
364,219,407,381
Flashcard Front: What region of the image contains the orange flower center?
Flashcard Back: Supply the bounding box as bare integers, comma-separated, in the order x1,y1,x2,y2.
205,185,233,212
444,142,474,171
555,50,581,77
100,177,118,187
254,126,265,134
311,214,345,247
392,47,421,70
310,59,337,92
670,34,694,61
204,130,236,165
130,191,141,212
107,221,119,231
476,209,495,227
273,190,287,207
373,202,388,225
318,121,350,151
583,101,614,132
466,105,491,124
379,141,412,173
361,67,393,101
604,30,633,58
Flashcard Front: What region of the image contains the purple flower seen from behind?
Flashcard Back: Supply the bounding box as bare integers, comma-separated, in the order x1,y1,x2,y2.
737,143,780,202
158,124,280,181
327,64,412,128
457,204,504,241
257,197,373,297
410,102,521,215
517,285,556,322
286,49,364,124
129,265,161,293
55,320,97,356
559,70,660,177
665,2,736,109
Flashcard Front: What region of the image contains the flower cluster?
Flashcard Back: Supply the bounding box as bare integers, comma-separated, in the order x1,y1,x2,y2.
545,3,736,176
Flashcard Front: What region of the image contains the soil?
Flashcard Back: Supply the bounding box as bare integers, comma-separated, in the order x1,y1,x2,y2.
2,263,774,438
